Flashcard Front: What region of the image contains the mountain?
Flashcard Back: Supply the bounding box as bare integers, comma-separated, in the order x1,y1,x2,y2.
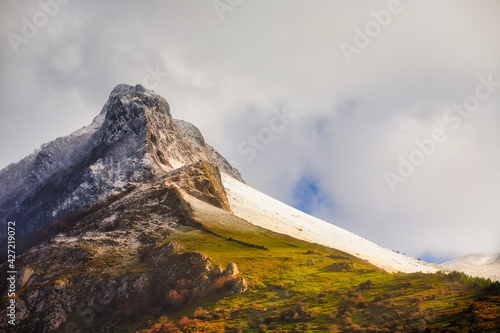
0,83,440,274
0,84,241,259
441,253,500,282
1,84,499,332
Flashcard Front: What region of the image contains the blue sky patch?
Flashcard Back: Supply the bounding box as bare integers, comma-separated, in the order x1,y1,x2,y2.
292,176,333,216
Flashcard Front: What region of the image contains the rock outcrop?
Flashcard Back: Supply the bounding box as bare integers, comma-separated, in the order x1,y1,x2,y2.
166,161,232,212
231,276,249,295
225,262,239,277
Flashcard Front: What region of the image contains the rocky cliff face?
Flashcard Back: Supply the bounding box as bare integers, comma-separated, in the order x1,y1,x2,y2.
0,84,242,258
0,85,248,331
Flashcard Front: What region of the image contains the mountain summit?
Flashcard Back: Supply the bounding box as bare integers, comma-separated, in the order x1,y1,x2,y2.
0,84,241,254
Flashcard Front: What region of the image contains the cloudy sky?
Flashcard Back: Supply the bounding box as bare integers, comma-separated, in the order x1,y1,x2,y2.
1,0,499,263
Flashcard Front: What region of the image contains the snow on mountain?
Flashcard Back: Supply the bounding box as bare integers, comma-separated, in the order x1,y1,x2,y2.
0,84,241,246
221,173,443,274
441,253,500,282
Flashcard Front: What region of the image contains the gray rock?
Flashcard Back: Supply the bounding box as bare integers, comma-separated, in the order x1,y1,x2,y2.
231,276,248,294
0,84,243,259
225,262,239,277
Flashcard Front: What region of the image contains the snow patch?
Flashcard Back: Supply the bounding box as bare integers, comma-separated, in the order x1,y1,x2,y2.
442,253,500,281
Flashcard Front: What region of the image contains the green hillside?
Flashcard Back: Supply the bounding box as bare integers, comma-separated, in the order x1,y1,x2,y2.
129,200,500,333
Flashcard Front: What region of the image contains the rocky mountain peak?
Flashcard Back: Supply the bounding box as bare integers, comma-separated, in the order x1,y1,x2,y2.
0,83,250,331
0,84,242,257
99,84,173,145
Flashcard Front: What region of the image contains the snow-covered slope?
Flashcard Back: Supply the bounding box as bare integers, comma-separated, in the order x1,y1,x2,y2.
441,253,500,281
221,173,443,274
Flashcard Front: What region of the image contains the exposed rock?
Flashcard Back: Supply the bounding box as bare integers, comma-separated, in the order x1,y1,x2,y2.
230,276,248,294
142,241,185,268
0,84,242,261
166,161,232,211
325,261,355,272
16,299,30,322
174,119,205,145
225,262,239,277
46,305,67,332
53,278,68,294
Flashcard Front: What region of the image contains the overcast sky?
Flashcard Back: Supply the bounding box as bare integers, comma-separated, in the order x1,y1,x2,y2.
1,0,499,263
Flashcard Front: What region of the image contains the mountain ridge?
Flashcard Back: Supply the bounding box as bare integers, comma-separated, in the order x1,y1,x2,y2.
441,252,500,282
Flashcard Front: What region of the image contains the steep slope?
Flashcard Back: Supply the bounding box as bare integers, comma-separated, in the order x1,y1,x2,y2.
221,173,442,275
442,253,500,281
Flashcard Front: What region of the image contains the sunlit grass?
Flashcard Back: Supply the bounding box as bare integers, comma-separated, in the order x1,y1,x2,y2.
140,216,500,332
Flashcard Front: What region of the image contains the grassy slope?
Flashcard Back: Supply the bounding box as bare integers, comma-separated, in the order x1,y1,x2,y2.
129,198,500,332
